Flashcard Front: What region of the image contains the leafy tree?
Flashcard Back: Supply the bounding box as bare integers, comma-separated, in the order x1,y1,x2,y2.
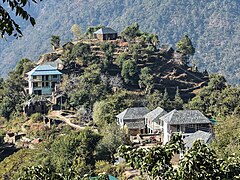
96,123,126,162
0,0,42,38
15,58,35,77
146,90,164,110
71,24,82,40
138,67,154,94
120,134,240,179
115,52,129,68
70,42,91,66
140,33,159,50
92,91,138,126
121,59,137,85
176,35,195,64
0,71,27,119
100,42,115,59
211,115,240,159
128,43,142,61
119,133,184,179
121,23,141,42
50,35,61,50
186,74,240,117
38,129,101,176
178,140,222,179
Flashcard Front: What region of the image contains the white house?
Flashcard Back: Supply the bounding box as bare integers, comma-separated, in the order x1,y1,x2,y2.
144,107,167,134
26,64,62,95
160,109,211,144
116,107,150,135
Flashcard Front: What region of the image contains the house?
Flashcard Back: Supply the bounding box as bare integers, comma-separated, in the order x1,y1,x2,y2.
26,64,62,95
23,96,52,116
183,130,213,150
160,110,211,144
94,27,118,41
116,107,150,136
144,107,167,134
45,58,64,70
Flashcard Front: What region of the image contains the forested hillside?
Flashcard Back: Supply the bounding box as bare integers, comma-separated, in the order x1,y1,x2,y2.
0,0,239,84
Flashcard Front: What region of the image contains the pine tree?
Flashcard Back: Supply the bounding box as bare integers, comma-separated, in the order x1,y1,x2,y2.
173,87,183,110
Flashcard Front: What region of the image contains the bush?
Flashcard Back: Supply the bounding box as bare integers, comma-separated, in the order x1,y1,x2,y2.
30,113,43,123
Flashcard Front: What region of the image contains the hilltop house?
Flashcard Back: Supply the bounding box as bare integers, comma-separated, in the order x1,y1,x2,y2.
116,107,150,135
144,107,167,134
160,110,212,144
26,64,62,95
94,27,118,41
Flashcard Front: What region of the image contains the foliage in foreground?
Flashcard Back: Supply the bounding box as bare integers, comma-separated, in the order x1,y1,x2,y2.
119,133,240,180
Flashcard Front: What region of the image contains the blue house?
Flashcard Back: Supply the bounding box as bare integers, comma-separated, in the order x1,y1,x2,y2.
26,64,62,95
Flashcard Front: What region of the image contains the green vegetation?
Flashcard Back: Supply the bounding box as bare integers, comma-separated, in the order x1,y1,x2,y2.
119,133,240,179
0,22,240,179
0,0,239,85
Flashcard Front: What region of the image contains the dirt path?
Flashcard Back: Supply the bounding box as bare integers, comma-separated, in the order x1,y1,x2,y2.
47,111,85,130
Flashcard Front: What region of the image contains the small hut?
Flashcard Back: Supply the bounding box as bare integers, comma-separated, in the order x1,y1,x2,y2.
93,27,118,41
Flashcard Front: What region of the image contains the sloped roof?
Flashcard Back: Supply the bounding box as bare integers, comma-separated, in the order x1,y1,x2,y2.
160,110,210,125
94,27,117,34
184,130,213,149
124,120,145,129
144,107,167,122
116,107,150,120
26,64,62,76
23,96,52,106
45,58,63,68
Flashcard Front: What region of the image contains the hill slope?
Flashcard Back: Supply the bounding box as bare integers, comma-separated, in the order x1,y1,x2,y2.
0,0,239,84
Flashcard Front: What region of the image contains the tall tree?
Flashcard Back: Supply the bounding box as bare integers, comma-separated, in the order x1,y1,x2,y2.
50,35,60,50
138,67,154,94
176,35,195,65
121,60,137,85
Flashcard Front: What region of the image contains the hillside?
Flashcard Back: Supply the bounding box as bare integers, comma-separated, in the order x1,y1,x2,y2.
0,0,239,84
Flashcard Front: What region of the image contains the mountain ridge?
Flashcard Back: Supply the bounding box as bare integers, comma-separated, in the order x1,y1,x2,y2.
0,0,239,84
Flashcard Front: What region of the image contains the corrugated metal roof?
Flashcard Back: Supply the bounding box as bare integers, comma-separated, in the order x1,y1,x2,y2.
160,110,211,125
94,27,117,34
183,130,213,149
27,64,62,76
116,107,150,120
31,70,62,76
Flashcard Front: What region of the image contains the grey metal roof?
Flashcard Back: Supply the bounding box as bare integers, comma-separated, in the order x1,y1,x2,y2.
183,130,213,149
45,58,63,68
116,107,150,120
124,120,145,129
144,107,167,122
160,110,211,125
26,64,62,76
94,27,117,35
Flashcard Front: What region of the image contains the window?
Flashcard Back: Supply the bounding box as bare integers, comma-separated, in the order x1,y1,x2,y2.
45,75,49,81
42,82,44,87
52,75,58,79
33,82,38,87
46,82,49,87
33,76,37,79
